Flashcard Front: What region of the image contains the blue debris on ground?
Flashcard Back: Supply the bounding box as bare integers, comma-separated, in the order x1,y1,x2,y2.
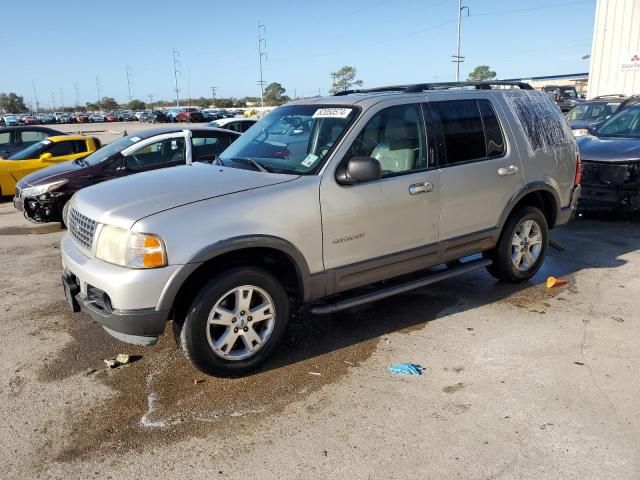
387,363,425,376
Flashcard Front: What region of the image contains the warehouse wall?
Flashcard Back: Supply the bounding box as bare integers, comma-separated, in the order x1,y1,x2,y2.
588,0,640,98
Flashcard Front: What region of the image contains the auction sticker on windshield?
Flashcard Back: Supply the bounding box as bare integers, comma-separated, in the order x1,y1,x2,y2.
312,108,352,119
301,153,319,167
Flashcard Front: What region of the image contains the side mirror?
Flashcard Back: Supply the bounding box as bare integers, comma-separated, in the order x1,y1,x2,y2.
336,156,382,185
39,152,53,161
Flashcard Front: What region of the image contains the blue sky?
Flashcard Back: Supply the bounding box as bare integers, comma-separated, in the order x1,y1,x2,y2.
1,0,596,108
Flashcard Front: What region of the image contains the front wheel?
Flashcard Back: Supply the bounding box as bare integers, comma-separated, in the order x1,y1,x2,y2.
484,206,548,282
180,267,290,376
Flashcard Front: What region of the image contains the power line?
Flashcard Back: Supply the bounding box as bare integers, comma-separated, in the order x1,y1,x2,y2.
471,0,595,18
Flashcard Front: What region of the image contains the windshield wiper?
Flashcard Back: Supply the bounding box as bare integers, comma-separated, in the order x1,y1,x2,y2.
230,157,271,173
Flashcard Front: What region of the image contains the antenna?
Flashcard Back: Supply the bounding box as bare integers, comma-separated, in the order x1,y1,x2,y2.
172,48,181,108
452,0,470,82
125,65,134,104
257,21,267,109
32,79,40,112
96,76,103,110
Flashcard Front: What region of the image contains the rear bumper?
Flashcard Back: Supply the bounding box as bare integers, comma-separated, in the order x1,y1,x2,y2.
557,184,581,225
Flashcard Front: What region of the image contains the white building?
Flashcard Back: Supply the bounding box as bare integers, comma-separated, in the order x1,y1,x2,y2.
588,0,640,98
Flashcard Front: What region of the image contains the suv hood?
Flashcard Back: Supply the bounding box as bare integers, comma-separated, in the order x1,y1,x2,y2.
73,163,298,229
577,135,640,163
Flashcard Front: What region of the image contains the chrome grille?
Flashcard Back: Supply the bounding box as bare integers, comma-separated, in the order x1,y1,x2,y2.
68,208,97,250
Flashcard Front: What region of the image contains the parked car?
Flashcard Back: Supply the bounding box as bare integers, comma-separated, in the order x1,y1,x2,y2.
0,126,65,159
147,110,168,123
89,113,105,123
38,113,56,124
208,118,257,133
59,81,580,376
178,107,205,123
1,114,19,126
117,110,136,122
203,109,224,121
0,135,99,197
577,103,640,212
14,127,240,223
542,85,584,113
104,112,118,122
566,96,626,136
73,112,89,123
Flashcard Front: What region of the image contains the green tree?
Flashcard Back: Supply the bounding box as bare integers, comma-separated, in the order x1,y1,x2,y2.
100,97,119,110
467,65,497,81
263,82,290,106
330,66,363,94
85,102,100,111
0,92,28,113
128,99,146,110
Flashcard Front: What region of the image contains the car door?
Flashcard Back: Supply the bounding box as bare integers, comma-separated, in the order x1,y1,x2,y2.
121,133,188,173
427,96,524,241
320,102,441,292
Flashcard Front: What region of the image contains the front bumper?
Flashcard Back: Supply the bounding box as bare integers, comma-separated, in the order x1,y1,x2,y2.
15,192,68,223
557,184,581,225
61,234,183,344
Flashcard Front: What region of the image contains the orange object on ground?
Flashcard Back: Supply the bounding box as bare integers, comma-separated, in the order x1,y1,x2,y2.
546,276,568,288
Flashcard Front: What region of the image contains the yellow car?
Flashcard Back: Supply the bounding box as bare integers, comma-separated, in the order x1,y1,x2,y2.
0,134,100,196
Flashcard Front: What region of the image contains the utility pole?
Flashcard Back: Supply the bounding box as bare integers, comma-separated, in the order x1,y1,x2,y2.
32,79,40,112
74,81,80,108
59,88,64,109
187,68,191,107
331,72,337,94
172,48,181,107
452,0,469,82
96,76,103,110
125,65,133,104
257,21,267,109
51,91,56,110
210,86,217,106
147,94,154,108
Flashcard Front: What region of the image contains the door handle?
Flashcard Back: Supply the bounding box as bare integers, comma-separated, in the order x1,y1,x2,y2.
498,165,519,176
409,181,434,195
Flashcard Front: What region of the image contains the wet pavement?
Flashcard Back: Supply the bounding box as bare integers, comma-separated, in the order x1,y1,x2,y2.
1,202,639,479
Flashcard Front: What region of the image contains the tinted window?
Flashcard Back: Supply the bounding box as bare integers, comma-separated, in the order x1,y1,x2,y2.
48,140,79,156
478,100,505,158
350,103,426,176
431,100,485,164
125,137,185,168
192,134,234,161
21,131,47,143
0,132,10,145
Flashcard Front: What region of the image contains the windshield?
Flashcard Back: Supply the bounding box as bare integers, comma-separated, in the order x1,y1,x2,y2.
563,89,578,99
79,135,144,166
567,102,619,122
8,140,51,160
219,104,358,174
595,107,640,138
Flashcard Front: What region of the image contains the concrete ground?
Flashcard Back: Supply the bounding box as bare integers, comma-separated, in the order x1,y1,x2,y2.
0,202,638,480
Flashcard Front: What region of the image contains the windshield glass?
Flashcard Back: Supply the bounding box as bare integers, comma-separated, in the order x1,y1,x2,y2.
8,140,51,160
219,104,358,174
567,102,619,122
81,135,143,166
563,89,578,99
595,107,640,138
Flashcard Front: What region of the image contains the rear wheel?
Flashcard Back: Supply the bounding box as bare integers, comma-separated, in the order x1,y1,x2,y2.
484,206,548,282
180,267,289,376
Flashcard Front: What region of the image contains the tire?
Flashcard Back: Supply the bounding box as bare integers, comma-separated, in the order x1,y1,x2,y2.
180,267,290,376
483,206,548,282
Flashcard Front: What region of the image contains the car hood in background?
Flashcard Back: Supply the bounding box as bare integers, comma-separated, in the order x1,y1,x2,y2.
19,160,87,187
577,135,640,163
73,163,298,229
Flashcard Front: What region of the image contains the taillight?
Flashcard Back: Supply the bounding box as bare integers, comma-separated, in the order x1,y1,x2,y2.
575,153,582,185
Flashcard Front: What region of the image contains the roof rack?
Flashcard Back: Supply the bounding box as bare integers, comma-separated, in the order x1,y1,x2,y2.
592,94,626,99
334,81,533,96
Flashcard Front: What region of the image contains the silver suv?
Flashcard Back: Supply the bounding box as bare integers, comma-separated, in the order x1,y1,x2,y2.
60,81,581,376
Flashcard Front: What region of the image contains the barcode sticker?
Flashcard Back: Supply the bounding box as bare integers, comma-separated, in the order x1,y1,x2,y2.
301,154,319,167
312,108,352,119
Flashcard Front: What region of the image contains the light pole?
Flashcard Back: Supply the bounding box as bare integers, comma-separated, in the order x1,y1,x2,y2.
452,0,470,82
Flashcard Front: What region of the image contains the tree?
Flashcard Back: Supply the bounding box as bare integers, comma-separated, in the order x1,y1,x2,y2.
85,102,100,111
128,99,146,110
330,66,363,94
100,97,119,110
263,82,290,106
0,92,28,113
467,65,497,81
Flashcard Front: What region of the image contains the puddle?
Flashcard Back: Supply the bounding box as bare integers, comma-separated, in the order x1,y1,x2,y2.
38,289,454,462
0,224,62,235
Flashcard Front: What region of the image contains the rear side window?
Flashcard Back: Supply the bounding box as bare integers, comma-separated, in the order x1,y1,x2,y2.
478,100,505,157
431,100,486,164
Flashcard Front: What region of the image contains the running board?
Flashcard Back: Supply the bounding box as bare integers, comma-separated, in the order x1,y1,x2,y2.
309,258,492,315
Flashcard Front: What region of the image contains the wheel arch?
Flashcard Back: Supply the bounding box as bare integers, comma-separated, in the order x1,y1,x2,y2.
499,183,560,231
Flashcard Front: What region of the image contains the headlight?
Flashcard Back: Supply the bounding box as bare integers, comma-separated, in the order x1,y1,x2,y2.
572,128,589,137
96,225,167,269
20,179,68,198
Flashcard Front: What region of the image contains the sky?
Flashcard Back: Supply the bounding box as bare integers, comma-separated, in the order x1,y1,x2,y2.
1,0,596,109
